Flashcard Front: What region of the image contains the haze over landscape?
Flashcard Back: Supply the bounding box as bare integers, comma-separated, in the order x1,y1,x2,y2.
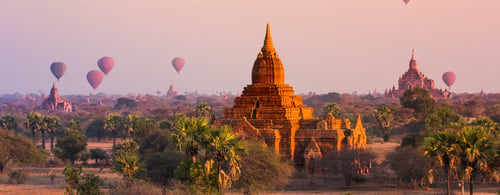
1,0,499,95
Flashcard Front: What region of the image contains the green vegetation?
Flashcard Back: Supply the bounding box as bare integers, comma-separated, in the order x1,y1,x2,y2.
1,93,499,194
55,129,88,164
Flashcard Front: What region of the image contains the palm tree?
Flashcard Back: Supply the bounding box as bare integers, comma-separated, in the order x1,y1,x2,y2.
24,112,43,144
171,117,210,163
196,103,214,122
124,114,139,136
373,106,394,142
423,131,459,195
114,153,141,188
205,126,245,193
43,116,61,149
456,126,493,195
0,115,18,130
323,103,341,118
104,114,124,150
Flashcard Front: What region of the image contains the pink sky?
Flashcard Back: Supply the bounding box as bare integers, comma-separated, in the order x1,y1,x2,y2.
1,0,499,95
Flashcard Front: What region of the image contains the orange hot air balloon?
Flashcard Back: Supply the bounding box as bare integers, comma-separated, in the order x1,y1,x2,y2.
50,62,67,81
172,57,185,74
87,70,104,91
98,56,115,75
403,0,410,5
442,71,456,89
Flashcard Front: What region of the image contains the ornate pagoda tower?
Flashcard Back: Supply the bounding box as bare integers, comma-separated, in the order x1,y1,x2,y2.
221,24,314,159
42,82,73,112
386,49,447,99
216,24,366,165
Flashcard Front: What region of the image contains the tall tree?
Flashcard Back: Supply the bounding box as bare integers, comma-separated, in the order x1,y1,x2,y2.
113,140,141,188
323,103,341,118
455,126,494,195
124,114,139,136
373,106,394,142
24,112,43,144
66,119,83,132
423,131,459,195
0,130,47,173
205,126,245,193
56,129,88,165
0,115,18,131
195,102,214,122
234,141,294,195
400,88,436,118
43,116,61,150
424,104,464,133
104,113,124,150
172,117,210,163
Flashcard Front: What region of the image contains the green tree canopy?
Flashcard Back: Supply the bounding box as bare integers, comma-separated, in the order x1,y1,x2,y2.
400,88,437,118
0,115,18,131
56,129,88,165
373,106,394,142
234,141,294,195
0,130,47,173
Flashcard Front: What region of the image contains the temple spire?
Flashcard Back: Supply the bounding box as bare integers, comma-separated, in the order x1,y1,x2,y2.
261,23,275,52
409,49,418,69
52,82,56,89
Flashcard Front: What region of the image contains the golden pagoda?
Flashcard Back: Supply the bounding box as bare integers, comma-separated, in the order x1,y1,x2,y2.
215,24,366,166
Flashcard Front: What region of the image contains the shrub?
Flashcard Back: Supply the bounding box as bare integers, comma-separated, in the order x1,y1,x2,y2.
77,173,104,195
8,170,27,184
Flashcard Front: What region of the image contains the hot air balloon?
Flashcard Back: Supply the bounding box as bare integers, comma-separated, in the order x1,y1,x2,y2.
50,62,67,81
442,71,456,89
403,0,410,5
98,56,115,75
172,57,185,74
87,70,104,91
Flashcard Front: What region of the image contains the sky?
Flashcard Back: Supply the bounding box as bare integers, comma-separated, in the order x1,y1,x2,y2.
1,0,499,95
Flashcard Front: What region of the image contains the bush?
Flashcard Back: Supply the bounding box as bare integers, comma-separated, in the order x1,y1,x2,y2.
8,170,27,184
90,148,108,165
77,173,104,195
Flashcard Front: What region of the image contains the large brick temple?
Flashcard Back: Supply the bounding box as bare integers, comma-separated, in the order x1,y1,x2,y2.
385,50,449,99
214,24,366,166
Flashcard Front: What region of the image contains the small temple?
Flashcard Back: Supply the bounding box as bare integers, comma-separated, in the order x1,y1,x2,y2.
215,24,366,167
41,82,74,112
385,50,449,99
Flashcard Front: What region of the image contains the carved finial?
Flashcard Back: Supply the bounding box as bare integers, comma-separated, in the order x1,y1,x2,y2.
53,82,56,88
261,23,275,52
411,49,415,60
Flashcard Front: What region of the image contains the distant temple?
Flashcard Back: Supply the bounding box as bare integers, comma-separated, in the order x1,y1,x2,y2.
167,84,178,97
41,82,74,112
385,50,448,99
215,24,366,167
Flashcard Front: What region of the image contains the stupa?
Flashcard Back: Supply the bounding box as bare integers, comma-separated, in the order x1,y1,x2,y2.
215,24,366,166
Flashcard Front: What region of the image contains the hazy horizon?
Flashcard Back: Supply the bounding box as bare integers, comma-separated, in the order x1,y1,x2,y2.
1,1,499,95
